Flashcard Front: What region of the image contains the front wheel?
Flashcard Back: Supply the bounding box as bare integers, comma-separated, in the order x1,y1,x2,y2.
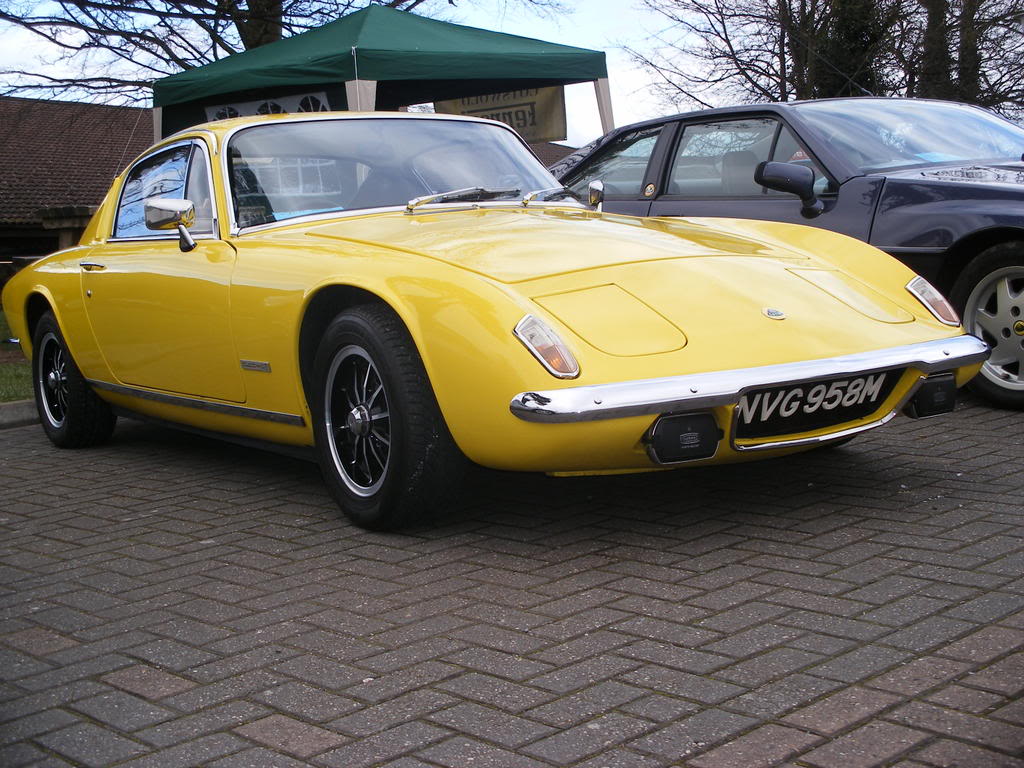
950,244,1024,410
32,311,116,447
311,304,466,530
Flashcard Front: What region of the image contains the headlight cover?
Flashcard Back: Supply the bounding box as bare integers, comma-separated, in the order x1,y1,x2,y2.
514,314,580,379
907,276,959,326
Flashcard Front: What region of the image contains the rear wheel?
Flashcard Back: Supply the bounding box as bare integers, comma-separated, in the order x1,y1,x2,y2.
950,244,1024,410
311,304,465,530
32,312,116,447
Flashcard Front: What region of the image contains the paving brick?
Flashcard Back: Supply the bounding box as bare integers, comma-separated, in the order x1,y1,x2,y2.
133,701,270,748
317,721,449,768
101,664,196,700
782,686,903,735
728,674,844,718
234,714,346,758
521,712,654,764
888,700,1024,753
630,708,758,760
70,691,174,731
113,733,246,768
329,690,456,737
35,722,148,767
427,701,556,748
908,739,1024,767
937,626,1024,663
801,721,931,767
809,645,913,683
252,681,360,723
688,723,822,767
435,672,555,713
207,747,311,768
416,736,548,768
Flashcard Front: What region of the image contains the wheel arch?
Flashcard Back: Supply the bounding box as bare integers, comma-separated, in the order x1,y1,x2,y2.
937,227,1024,297
297,284,397,402
17,291,59,360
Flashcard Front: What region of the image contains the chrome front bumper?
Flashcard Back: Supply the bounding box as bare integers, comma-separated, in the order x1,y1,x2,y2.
509,335,989,424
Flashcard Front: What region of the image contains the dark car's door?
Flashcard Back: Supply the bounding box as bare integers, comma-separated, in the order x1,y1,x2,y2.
647,115,881,242
569,113,882,244
562,123,675,216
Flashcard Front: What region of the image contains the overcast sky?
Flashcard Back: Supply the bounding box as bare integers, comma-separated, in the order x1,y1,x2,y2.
452,0,673,145
0,0,675,147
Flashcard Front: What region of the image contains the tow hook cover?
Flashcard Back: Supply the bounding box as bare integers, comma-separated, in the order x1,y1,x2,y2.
648,412,722,464
904,373,957,418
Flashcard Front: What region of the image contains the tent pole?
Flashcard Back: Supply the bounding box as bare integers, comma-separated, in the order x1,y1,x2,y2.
152,106,163,140
345,79,378,111
593,78,614,134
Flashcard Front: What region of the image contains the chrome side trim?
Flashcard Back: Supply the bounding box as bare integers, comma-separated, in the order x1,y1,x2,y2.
88,379,305,426
509,335,989,424
240,360,272,373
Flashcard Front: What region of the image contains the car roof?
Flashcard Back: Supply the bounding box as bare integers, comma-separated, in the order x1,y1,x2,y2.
604,96,980,136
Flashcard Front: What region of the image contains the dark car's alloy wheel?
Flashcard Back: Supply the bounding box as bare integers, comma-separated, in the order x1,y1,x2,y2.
312,304,465,530
32,311,117,447
952,245,1024,409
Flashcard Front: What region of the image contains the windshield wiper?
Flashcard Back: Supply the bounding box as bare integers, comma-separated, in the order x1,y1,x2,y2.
406,186,521,212
521,186,582,206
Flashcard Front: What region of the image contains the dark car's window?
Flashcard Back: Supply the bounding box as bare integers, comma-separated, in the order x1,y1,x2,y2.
227,118,559,227
793,99,1024,172
769,124,836,195
563,126,662,198
114,144,214,238
667,118,776,197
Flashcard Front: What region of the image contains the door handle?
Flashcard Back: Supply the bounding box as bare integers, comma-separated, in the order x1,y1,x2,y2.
79,262,106,271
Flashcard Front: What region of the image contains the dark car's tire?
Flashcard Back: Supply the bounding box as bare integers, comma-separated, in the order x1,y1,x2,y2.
311,304,466,530
950,243,1024,410
32,312,116,447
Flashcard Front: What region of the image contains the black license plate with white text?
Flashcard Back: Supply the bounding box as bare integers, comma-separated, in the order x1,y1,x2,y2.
734,369,904,439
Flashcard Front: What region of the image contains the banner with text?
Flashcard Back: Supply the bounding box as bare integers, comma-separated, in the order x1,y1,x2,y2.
435,87,567,143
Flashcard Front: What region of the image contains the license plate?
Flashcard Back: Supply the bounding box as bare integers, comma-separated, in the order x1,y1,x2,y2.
734,369,903,439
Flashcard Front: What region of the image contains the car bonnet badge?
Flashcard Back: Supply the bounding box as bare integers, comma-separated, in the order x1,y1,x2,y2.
763,307,786,320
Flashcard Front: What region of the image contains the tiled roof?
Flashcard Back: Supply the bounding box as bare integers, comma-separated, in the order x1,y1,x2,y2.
0,97,154,225
529,141,576,166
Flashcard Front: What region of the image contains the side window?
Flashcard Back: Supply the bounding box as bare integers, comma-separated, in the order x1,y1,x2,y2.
565,125,662,198
666,118,776,198
184,148,215,235
114,146,190,238
770,125,837,195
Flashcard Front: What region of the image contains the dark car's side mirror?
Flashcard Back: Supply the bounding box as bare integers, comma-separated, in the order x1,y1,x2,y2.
588,180,605,211
754,161,824,219
145,198,198,252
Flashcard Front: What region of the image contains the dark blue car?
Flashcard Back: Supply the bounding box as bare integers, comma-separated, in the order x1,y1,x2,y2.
555,98,1024,409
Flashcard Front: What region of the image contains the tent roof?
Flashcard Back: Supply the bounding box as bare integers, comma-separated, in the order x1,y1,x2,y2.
152,5,607,109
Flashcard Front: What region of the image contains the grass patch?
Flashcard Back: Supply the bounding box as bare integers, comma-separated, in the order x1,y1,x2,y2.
0,359,31,402
0,309,33,403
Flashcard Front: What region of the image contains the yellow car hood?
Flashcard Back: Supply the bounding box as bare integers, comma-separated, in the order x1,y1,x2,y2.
300,206,814,283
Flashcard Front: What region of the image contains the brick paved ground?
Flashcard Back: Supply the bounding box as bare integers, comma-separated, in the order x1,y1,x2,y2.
1,395,1022,767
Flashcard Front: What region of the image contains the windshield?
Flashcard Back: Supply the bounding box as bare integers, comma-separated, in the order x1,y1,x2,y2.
227,117,560,227
794,99,1024,173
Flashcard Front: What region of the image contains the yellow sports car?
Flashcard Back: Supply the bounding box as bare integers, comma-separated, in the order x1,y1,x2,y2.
2,113,988,529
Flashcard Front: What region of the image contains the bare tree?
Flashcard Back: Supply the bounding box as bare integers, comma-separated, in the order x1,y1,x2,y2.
0,0,559,103
632,0,1024,116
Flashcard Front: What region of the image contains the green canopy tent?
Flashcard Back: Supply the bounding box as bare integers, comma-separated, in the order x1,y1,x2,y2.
152,5,612,137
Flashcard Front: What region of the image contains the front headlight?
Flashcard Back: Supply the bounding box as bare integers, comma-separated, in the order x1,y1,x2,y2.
514,314,580,379
906,276,959,326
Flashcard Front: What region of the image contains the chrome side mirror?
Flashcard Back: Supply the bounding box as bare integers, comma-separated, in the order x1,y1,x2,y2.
144,198,197,252
588,180,605,211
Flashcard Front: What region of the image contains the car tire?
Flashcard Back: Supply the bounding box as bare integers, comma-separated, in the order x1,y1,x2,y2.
311,304,466,530
950,243,1024,410
32,311,116,448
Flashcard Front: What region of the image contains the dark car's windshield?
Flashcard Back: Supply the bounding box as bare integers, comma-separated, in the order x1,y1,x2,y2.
794,99,1024,173
227,117,560,228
